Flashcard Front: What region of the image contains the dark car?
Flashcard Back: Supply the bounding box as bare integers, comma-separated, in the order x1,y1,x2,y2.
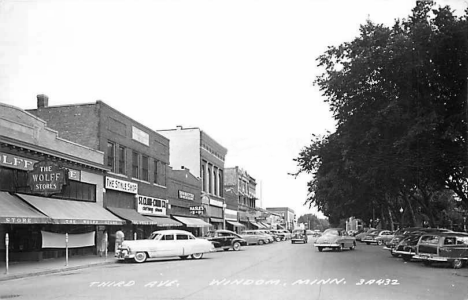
414,232,468,269
393,228,452,262
291,229,308,244
383,227,429,257
204,230,247,251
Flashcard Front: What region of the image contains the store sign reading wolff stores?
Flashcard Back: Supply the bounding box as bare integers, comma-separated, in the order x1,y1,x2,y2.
28,160,68,196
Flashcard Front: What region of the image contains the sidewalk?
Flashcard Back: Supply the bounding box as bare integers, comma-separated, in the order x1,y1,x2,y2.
0,253,116,282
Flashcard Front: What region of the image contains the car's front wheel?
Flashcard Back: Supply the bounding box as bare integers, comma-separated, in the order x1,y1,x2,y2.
350,242,356,250
134,252,147,263
191,253,204,259
452,259,464,269
232,241,241,251
258,240,265,245
402,254,412,262
318,247,323,252
377,240,383,246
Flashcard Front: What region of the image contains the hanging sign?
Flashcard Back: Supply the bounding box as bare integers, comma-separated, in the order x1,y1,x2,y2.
28,160,68,196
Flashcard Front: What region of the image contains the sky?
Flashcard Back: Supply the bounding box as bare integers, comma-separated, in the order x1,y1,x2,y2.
1,0,467,219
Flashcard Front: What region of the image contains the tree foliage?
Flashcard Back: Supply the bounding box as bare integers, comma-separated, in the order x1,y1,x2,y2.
294,1,468,228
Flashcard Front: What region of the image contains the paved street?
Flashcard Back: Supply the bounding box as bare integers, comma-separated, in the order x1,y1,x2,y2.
1,240,468,300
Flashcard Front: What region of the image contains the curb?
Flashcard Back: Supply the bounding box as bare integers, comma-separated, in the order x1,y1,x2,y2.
0,260,115,282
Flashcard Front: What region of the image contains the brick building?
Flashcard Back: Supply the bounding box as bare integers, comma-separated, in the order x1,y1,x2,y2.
224,167,259,230
27,96,176,249
0,102,124,261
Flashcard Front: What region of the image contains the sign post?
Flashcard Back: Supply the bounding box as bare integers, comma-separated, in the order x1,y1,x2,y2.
65,233,69,266
5,233,9,275
104,232,108,261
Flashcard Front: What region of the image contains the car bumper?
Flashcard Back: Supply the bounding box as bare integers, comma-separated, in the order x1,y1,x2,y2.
382,246,393,250
413,254,468,262
393,250,415,255
314,243,339,247
115,249,134,260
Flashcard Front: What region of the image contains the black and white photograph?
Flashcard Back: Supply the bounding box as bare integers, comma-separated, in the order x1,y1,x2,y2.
0,0,468,299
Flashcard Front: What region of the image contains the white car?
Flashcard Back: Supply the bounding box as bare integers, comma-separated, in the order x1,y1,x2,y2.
115,230,216,263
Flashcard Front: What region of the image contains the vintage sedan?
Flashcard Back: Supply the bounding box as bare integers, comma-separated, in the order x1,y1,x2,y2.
393,229,452,262
355,229,379,242
314,228,356,252
291,229,308,244
204,230,248,251
414,232,468,269
239,230,270,245
362,230,393,245
115,230,216,263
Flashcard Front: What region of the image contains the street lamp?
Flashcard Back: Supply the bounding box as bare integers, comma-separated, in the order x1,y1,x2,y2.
400,207,404,229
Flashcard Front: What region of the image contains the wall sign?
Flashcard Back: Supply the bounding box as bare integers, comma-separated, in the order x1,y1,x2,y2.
1,152,81,180
105,177,138,194
137,195,167,216
28,160,68,196
189,206,205,215
209,198,223,207
178,190,194,201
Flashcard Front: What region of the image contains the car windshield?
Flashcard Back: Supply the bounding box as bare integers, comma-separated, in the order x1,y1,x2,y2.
204,232,216,238
148,232,164,240
322,229,339,236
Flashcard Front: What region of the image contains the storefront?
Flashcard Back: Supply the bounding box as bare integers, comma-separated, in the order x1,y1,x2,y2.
0,103,123,261
225,208,244,233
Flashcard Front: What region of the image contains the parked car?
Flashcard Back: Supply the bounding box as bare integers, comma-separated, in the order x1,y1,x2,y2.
414,232,468,269
382,227,426,257
362,230,393,245
291,229,308,244
278,229,292,240
393,229,453,262
374,231,395,246
115,230,216,263
262,230,282,242
355,229,379,242
269,229,289,241
251,230,275,243
314,228,356,252
239,230,270,245
204,230,247,251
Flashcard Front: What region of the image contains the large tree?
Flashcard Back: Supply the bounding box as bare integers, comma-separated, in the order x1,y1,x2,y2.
294,1,468,226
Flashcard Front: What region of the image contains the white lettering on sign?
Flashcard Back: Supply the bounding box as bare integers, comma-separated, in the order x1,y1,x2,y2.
4,217,33,224
209,199,223,207
189,206,204,215
136,195,167,216
178,190,194,201
105,177,138,194
0,153,80,180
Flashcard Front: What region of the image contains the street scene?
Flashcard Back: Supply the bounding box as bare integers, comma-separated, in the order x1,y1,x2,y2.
1,0,468,300
2,238,468,300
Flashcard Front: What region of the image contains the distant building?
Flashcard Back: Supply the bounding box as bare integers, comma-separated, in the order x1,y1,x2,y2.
266,207,296,231
158,126,227,231
224,167,259,231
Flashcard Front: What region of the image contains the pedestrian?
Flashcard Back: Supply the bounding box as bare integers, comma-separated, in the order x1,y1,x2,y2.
115,228,124,252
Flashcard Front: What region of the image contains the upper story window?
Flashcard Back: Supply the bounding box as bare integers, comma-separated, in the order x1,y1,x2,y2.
218,171,223,197
154,159,166,187
214,167,218,196
107,141,115,172
201,161,206,192
132,151,140,179
142,155,149,182
118,146,126,175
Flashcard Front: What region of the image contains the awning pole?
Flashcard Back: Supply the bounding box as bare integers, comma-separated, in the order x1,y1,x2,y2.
5,233,9,275
65,233,69,266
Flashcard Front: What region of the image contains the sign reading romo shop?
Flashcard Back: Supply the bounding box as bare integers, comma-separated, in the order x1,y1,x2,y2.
28,160,68,196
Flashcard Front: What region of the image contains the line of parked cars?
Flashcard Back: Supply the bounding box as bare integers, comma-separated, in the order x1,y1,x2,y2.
114,228,294,263
356,226,468,269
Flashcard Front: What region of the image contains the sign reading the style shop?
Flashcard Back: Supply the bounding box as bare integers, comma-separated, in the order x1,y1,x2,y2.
28,160,68,196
